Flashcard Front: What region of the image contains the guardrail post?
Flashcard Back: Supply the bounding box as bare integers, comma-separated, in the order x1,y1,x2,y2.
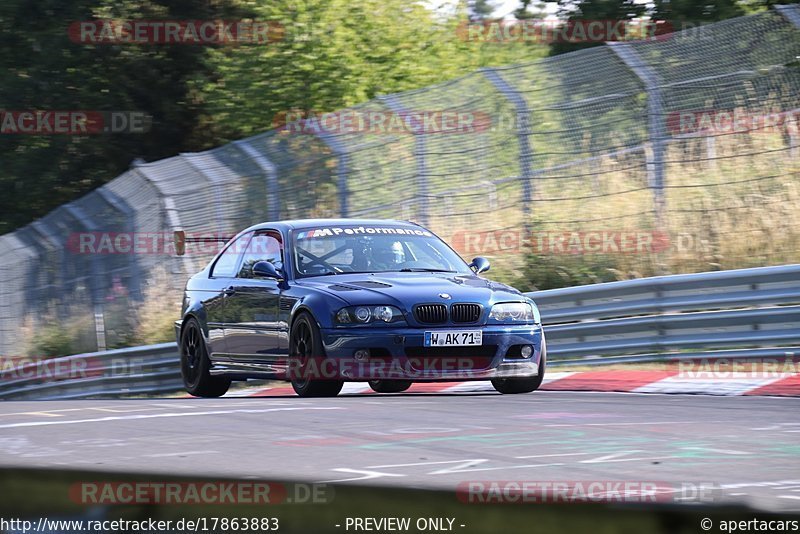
314,132,350,217
481,67,534,232
608,43,667,230
233,140,281,220
379,95,430,226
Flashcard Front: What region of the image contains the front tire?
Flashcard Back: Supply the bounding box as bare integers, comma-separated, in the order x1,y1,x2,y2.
491,340,546,395
290,312,344,397
180,318,231,398
368,380,412,393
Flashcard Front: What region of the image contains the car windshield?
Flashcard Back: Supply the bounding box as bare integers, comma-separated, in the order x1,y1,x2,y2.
293,225,471,277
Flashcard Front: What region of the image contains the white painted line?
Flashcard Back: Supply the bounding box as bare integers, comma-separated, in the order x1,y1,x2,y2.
515,452,594,459
145,450,219,458
321,468,406,483
340,383,373,395
541,420,710,428
0,406,342,429
680,446,749,455
424,462,565,474
367,459,486,469
87,407,161,413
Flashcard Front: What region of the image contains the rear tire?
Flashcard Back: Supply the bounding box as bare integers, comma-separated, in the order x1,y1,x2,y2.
290,312,344,397
368,380,412,393
491,339,546,395
180,318,231,398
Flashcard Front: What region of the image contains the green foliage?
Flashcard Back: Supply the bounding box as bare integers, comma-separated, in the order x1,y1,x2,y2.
29,313,96,357
0,0,548,233
0,0,244,233
512,254,629,291
196,0,548,142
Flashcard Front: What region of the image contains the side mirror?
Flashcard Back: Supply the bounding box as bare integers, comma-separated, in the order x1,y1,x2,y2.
469,256,490,274
252,261,283,280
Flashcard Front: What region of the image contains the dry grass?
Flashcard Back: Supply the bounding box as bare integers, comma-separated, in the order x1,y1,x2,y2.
421,130,800,289
131,265,182,345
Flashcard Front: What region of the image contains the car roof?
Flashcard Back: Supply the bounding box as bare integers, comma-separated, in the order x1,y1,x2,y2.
243,218,425,233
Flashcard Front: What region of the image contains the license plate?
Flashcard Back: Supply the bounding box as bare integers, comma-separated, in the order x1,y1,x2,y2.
424,330,482,347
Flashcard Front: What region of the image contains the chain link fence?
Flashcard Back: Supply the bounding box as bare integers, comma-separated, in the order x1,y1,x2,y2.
1,7,798,355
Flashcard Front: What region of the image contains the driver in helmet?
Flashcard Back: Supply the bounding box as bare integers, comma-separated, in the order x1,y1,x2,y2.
370,240,405,270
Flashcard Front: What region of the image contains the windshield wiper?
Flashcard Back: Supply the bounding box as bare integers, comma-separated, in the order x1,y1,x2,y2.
398,268,456,273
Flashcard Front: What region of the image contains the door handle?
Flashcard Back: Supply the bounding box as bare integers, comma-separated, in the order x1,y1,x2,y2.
223,286,236,296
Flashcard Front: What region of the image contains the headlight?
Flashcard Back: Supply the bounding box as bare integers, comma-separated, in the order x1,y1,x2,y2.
489,302,536,323
335,305,404,324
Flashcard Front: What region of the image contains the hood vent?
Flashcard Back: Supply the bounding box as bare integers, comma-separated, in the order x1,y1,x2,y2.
328,284,360,291
348,280,392,288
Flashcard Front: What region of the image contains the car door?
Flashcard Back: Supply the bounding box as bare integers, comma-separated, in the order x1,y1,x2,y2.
222,231,284,365
204,232,253,358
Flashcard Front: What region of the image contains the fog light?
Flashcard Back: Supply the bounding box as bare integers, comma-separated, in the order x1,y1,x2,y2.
354,349,370,361
520,345,533,358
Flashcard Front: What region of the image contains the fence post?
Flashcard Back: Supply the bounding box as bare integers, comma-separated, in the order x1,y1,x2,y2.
314,132,350,217
481,67,534,232
182,154,226,231
379,95,430,226
608,43,667,230
96,187,142,301
775,5,800,158
131,164,190,278
64,203,107,352
775,4,800,28
233,140,281,221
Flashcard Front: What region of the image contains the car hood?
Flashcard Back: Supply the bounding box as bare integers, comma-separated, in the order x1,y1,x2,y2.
296,272,527,309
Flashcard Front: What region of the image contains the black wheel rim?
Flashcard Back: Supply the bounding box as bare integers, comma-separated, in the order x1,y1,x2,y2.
292,320,312,388
182,324,201,387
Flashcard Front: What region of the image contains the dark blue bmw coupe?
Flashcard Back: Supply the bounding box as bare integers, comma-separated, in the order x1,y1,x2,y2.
177,219,545,397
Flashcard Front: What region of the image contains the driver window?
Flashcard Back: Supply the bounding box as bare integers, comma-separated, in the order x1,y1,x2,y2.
238,232,283,278
211,233,252,278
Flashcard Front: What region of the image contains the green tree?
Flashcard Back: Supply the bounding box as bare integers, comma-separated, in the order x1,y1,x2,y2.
469,0,495,20
549,0,645,55
652,0,744,31
196,0,546,141
1,0,549,232
0,0,241,233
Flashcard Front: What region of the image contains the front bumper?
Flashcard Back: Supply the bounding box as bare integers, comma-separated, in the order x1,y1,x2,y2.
318,324,544,381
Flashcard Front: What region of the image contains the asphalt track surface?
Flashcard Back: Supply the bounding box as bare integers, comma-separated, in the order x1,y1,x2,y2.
1,391,798,512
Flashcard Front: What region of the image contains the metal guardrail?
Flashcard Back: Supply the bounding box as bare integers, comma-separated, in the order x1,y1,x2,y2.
0,343,181,401
1,264,798,399
531,264,800,362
